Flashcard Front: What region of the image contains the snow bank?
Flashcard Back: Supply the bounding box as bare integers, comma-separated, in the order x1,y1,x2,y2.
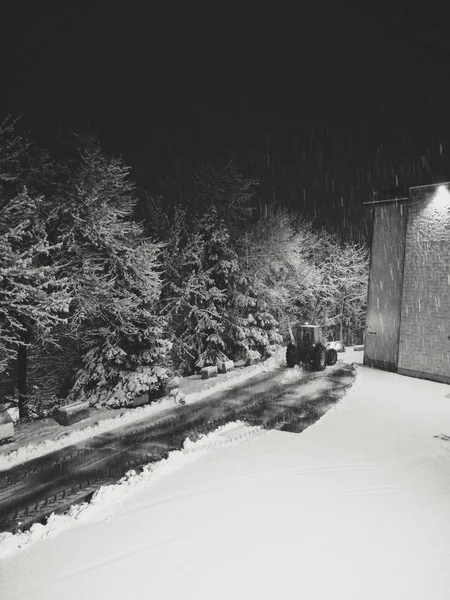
0,421,266,560
0,399,178,472
2,362,450,600
183,350,284,403
6,407,19,424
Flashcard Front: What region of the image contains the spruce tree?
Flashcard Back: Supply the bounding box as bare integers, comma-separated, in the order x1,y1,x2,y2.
162,206,238,371
0,116,72,419
0,189,71,418
46,136,168,406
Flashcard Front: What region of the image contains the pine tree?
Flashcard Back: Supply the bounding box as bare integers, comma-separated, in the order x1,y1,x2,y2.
0,117,73,419
0,116,25,190
162,206,239,371
0,189,71,418
157,163,264,371
44,136,169,407
160,161,257,232
161,205,287,369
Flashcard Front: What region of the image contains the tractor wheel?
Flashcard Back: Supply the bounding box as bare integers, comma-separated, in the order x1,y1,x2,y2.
314,347,327,371
286,344,297,368
326,348,338,366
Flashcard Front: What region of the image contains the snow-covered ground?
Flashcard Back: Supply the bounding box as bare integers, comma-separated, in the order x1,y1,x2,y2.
0,352,284,471
2,349,450,599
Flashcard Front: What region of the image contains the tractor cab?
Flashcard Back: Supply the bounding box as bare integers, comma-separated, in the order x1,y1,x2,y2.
290,323,323,347
287,322,337,371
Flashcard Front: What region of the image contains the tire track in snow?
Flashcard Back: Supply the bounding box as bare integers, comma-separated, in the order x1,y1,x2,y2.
0,363,355,539
0,422,266,559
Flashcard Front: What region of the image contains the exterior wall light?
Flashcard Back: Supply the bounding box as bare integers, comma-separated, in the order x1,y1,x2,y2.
432,184,450,208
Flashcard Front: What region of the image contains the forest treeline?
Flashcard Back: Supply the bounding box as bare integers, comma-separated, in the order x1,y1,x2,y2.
0,117,369,421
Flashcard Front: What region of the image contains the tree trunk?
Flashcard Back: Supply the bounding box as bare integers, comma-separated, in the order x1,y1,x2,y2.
339,294,346,344
18,329,30,421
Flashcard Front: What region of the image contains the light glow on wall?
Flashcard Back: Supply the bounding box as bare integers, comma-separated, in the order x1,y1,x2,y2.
432,185,450,208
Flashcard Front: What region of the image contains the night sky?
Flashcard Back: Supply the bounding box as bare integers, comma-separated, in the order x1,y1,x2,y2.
2,0,450,237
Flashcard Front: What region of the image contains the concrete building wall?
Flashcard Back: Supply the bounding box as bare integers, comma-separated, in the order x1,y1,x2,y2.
364,201,408,371
398,183,450,384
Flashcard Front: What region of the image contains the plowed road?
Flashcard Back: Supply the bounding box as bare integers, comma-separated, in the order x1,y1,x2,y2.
0,362,355,533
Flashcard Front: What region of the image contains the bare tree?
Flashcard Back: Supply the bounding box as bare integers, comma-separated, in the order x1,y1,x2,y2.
312,237,369,344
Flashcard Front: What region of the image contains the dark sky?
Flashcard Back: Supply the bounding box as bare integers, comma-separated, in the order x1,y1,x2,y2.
2,0,450,236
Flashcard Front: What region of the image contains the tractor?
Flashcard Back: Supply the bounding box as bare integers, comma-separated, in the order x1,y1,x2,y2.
286,323,338,371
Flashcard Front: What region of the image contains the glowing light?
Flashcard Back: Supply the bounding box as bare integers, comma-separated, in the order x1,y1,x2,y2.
432,185,450,208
